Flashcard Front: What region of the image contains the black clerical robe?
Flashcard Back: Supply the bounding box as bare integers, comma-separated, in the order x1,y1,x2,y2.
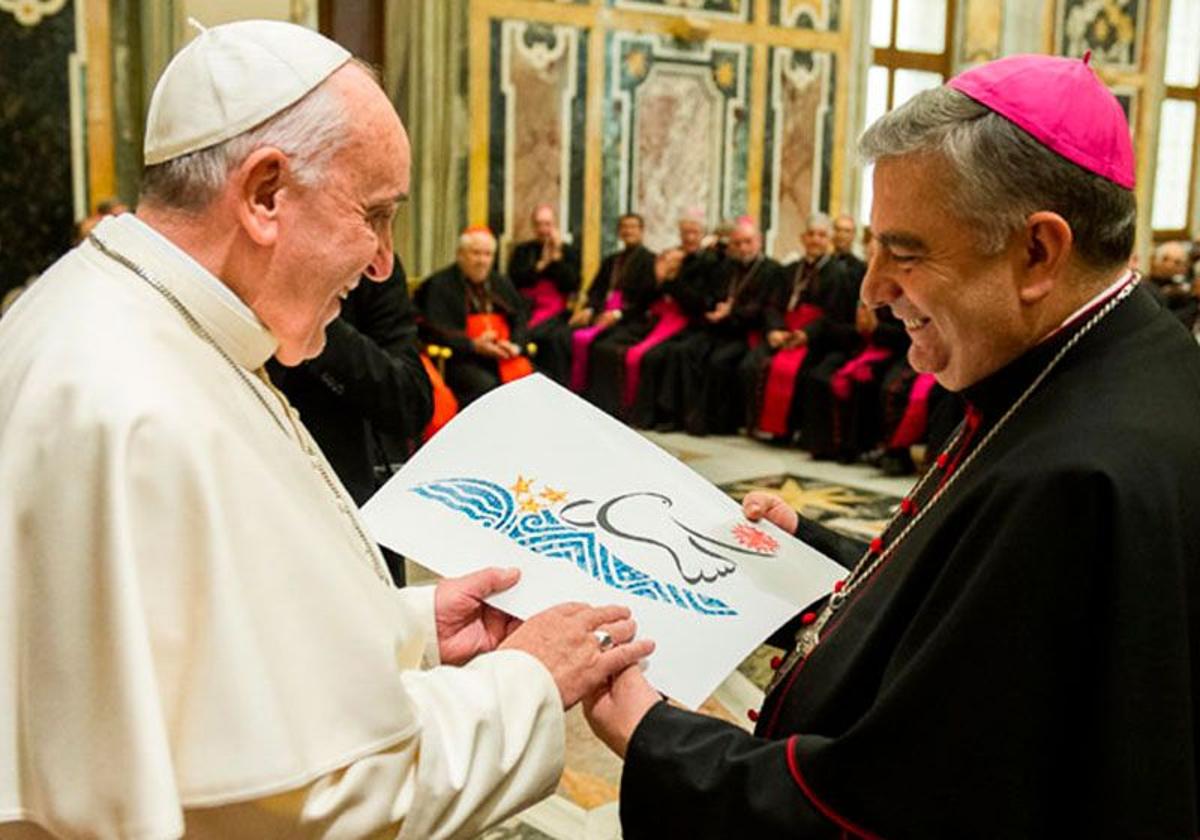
269,257,432,585
621,283,1200,838
676,254,787,435
799,307,908,461
416,265,529,407
508,238,581,384
628,248,721,429
742,254,861,438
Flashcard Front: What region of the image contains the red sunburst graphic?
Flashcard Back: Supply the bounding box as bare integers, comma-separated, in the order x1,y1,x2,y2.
732,523,779,554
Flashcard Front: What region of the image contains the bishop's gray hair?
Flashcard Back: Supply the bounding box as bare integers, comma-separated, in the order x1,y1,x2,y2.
139,59,381,212
858,86,1135,270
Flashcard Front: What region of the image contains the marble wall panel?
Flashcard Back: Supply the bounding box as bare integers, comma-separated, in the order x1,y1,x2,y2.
488,20,587,261
771,0,841,30
0,4,75,299
763,48,835,260
633,67,723,251
1057,0,1144,71
601,33,750,254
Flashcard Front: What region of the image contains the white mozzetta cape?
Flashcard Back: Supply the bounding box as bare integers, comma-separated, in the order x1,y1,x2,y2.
0,216,563,839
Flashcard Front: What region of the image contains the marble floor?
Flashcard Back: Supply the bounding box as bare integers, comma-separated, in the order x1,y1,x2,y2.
411,432,916,840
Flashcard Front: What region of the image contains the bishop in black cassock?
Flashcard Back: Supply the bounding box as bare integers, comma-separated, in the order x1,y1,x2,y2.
585,54,1200,838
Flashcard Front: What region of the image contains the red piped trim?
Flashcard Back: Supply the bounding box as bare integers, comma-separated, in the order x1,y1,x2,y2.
785,736,883,840
936,403,983,491
765,538,905,736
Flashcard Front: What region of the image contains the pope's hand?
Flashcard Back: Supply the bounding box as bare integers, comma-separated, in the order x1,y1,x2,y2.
583,663,661,758
434,567,523,666
742,490,797,535
500,603,655,708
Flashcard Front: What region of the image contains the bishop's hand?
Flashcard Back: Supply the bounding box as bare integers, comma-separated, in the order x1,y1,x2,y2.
742,490,797,535
583,662,661,759
433,567,523,666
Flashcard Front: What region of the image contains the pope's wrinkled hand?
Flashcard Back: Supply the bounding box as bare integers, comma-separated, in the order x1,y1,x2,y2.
434,567,524,666
583,662,661,759
500,602,656,709
742,490,797,535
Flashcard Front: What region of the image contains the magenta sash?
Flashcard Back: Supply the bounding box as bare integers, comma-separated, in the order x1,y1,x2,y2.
622,298,688,409
830,345,893,401
569,291,623,392
522,279,566,329
888,372,937,448
756,304,824,436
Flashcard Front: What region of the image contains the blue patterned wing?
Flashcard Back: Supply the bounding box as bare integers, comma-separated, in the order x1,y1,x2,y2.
411,479,736,617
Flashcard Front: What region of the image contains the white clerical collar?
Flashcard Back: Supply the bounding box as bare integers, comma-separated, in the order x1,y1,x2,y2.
90,214,278,369
1043,270,1134,344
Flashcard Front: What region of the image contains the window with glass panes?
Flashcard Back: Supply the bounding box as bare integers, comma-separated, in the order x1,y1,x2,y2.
1152,0,1200,238
859,0,955,223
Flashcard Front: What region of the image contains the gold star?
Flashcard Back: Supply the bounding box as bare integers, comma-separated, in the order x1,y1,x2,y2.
511,475,534,496
540,487,568,504
520,497,543,514
728,477,872,516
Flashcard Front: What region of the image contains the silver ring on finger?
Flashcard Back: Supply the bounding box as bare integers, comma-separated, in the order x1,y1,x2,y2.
593,629,615,652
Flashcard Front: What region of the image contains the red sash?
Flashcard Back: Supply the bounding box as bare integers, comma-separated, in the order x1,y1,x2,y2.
756,304,824,436
521,279,567,329
420,354,459,441
830,344,893,401
569,291,623,392
888,371,937,449
622,298,688,409
466,313,534,383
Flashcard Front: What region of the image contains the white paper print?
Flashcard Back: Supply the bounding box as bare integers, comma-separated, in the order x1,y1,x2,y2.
363,375,844,708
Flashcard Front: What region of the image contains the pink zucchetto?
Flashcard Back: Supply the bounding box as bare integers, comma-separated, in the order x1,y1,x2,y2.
947,52,1135,189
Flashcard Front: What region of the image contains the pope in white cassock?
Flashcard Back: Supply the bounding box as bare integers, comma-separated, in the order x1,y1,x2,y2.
0,20,654,840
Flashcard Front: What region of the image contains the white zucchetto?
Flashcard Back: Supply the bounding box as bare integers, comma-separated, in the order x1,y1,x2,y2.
143,18,350,165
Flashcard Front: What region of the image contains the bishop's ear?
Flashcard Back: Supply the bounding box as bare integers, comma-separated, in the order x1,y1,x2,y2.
234,147,290,247
1019,211,1073,304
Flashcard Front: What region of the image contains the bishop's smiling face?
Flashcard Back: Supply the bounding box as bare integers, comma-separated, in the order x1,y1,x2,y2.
862,154,1029,391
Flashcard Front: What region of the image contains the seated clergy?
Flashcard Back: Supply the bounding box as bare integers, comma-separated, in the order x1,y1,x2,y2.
797,300,909,463
568,213,655,393
742,213,860,442
507,203,581,384
585,247,686,416
418,226,534,406
627,210,722,429
831,213,867,284
673,216,786,436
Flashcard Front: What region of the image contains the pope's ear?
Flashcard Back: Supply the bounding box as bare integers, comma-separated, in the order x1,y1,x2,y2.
233,147,289,247
1019,211,1073,304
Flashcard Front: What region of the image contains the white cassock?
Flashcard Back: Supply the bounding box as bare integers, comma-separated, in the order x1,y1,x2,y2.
0,214,564,839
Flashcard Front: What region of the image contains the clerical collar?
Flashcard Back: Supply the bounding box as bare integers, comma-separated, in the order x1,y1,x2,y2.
124,213,259,322
89,214,278,369
961,271,1136,421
